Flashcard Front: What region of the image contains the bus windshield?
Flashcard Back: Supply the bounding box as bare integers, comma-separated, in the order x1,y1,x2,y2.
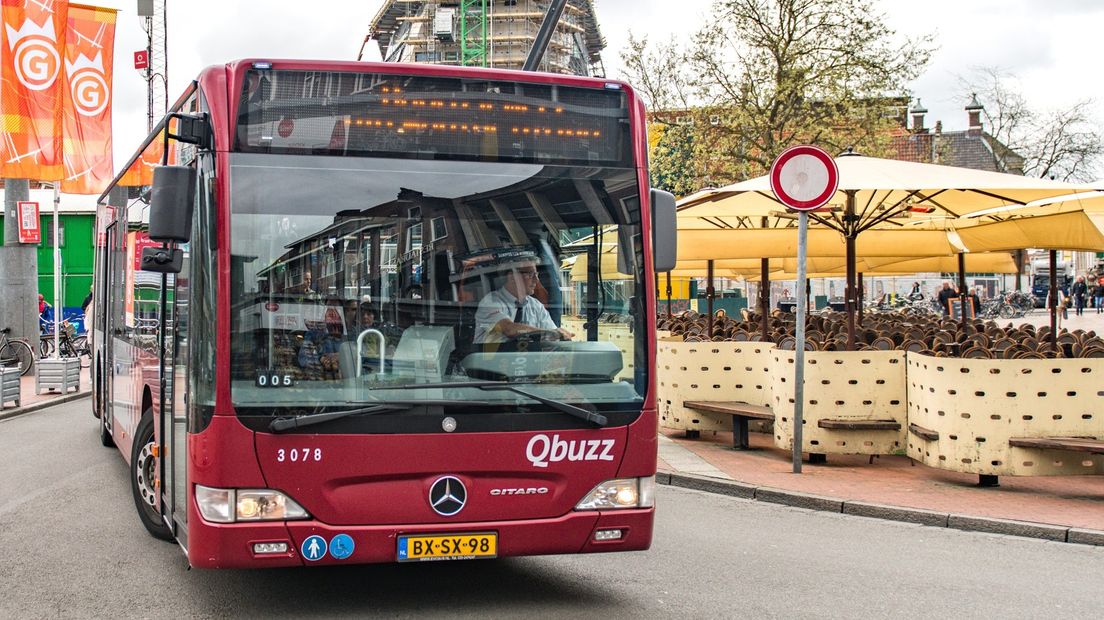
228,153,645,423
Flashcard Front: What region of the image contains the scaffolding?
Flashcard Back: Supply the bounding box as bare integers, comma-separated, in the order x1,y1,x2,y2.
361,0,606,77
459,0,488,67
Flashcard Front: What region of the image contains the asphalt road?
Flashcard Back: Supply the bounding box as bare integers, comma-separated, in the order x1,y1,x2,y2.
2,400,1102,619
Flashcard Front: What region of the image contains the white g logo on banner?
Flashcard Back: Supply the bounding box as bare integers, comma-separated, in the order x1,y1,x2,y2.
14,35,59,91
70,67,109,116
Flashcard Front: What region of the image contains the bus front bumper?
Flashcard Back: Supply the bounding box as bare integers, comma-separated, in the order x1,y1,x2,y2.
186,508,654,569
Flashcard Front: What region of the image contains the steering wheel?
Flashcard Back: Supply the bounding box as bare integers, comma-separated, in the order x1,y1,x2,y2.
496,330,562,352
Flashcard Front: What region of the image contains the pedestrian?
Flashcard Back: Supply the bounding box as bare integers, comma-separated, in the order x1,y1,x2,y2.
936,281,957,316
908,281,922,301
1046,287,1067,330
969,287,983,317
1072,276,1088,316
38,293,54,323
81,285,94,337
1094,278,1104,314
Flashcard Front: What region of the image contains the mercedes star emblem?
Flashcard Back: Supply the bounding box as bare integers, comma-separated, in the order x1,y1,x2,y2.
429,475,467,516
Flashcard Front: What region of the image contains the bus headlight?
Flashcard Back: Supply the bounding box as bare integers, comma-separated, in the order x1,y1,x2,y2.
196,485,310,523
574,476,655,510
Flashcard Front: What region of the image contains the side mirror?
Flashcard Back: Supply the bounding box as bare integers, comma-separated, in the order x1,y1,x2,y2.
650,189,677,272
148,165,196,243
140,246,183,274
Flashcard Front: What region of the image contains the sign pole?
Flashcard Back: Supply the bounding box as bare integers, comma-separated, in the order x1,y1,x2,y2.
768,144,839,474
793,211,808,473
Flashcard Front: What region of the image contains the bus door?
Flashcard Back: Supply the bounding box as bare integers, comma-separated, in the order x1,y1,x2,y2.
159,251,190,544
101,222,119,438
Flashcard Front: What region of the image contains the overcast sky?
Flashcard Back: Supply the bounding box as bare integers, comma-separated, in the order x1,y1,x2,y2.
92,0,1104,174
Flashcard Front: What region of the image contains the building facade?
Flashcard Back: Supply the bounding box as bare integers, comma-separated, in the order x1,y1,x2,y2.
361,0,606,77
0,189,97,322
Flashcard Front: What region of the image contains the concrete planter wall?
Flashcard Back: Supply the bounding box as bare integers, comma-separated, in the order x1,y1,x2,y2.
906,352,1104,476
656,339,775,432
769,351,907,456
654,335,1103,474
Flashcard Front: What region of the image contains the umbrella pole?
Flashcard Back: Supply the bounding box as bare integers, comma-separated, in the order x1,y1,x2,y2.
665,272,672,318
706,259,715,338
1014,249,1025,292
845,234,856,350
1050,249,1058,353
760,257,770,342
857,272,865,328
958,253,969,324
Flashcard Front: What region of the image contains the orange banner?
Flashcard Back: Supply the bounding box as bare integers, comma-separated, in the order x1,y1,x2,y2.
119,130,165,187
0,0,68,180
61,3,115,194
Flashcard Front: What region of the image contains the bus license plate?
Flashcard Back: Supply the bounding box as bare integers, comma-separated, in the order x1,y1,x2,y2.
396,532,497,562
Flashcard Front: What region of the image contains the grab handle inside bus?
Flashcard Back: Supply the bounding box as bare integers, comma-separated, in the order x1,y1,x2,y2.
149,165,196,243
650,189,677,272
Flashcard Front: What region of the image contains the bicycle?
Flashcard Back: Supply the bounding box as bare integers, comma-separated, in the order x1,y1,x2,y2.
0,327,35,376
39,318,91,368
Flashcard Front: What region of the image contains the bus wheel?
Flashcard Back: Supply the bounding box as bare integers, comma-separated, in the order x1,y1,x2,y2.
131,415,173,541
99,408,114,448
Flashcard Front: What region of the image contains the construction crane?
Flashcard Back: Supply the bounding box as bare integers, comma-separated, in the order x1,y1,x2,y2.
137,0,167,132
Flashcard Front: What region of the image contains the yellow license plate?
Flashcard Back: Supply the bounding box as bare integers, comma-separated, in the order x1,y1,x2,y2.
397,532,497,562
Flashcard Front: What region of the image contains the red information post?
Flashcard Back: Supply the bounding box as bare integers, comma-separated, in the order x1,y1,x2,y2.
16,201,40,243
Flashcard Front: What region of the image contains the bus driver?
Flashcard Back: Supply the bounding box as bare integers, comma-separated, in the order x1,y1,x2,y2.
473,258,574,346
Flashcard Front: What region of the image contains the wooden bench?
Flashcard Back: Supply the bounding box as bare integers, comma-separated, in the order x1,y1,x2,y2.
1009,437,1104,454
683,401,775,449
908,423,940,441
973,437,1104,488
817,419,901,431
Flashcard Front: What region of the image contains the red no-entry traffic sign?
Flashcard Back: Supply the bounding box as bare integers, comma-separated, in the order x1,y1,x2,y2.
769,145,839,211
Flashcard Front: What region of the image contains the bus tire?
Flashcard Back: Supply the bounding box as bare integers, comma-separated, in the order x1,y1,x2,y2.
131,414,173,541
99,407,114,448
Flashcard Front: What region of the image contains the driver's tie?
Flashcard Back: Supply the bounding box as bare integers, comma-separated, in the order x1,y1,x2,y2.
514,305,524,324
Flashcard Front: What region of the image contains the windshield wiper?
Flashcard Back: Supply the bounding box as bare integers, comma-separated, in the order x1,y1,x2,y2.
269,404,410,433
369,381,608,427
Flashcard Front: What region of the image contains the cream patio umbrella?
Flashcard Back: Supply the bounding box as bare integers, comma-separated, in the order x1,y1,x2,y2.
675,152,1101,348
951,210,1104,350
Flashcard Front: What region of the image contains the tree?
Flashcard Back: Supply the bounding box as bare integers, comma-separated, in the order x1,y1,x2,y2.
962,68,1103,182
622,35,704,194
649,122,701,197
620,35,694,124
620,0,933,185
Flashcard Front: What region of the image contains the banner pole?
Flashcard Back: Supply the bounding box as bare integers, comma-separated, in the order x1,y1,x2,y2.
53,185,61,359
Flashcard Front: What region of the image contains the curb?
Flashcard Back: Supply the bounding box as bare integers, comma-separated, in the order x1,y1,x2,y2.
0,390,90,422
660,470,1104,547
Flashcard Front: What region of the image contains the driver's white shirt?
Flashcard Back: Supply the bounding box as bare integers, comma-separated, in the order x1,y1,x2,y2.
473,288,556,344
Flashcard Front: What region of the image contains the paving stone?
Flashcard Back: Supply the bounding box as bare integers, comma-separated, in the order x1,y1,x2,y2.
667,472,756,499
1067,528,1104,546
754,487,843,512
842,501,949,527
947,514,1068,541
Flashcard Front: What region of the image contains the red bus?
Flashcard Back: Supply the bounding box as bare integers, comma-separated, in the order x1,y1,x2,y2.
92,59,676,568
